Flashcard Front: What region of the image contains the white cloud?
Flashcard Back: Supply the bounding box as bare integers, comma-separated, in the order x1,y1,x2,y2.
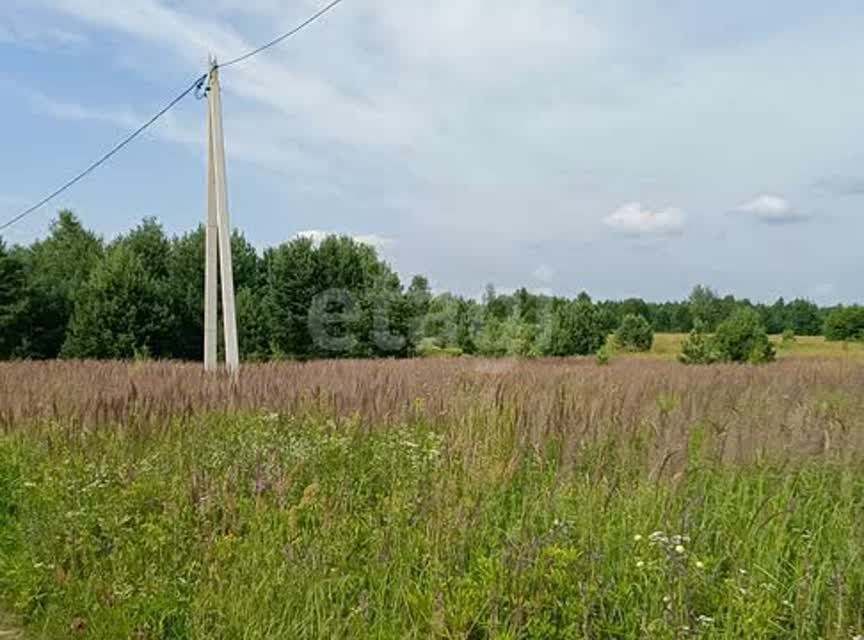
0,22,88,49
11,0,864,299
293,230,393,251
603,202,685,236
22,0,619,201
293,230,329,245
353,234,395,250
11,83,203,149
809,282,835,298
533,264,556,283
734,195,806,223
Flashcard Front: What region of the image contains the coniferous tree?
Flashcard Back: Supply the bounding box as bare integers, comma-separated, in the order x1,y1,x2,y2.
21,211,103,358
615,314,654,352
0,240,27,358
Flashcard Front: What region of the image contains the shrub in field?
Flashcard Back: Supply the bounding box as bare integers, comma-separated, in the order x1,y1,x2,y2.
417,337,463,358
454,298,478,355
476,317,507,357
824,306,864,342
500,316,540,357
614,314,654,352
713,308,776,364
538,298,606,356
678,322,719,365
786,298,824,336
681,311,775,365
595,344,611,365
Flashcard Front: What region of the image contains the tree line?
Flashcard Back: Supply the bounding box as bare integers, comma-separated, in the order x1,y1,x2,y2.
0,211,861,362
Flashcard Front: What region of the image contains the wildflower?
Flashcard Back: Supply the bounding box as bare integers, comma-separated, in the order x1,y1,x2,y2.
636,560,645,569
675,544,686,555
633,534,643,543
695,560,705,569
649,531,667,543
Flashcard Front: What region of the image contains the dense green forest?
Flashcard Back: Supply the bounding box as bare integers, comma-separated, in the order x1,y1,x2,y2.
0,211,862,361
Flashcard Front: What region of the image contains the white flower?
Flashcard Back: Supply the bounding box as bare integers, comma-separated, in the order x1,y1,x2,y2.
636,560,645,569
695,560,705,569
633,534,643,543
649,531,668,543
675,545,686,555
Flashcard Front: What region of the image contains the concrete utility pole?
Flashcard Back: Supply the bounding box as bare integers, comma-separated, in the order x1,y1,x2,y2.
204,58,240,373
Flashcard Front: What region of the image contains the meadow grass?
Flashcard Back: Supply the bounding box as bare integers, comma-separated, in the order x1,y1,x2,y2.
644,334,864,360
2,358,864,638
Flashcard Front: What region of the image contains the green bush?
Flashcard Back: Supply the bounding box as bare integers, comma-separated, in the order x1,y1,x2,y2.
614,314,654,352
713,308,776,364
595,344,611,366
538,299,606,357
824,306,864,342
680,311,776,366
417,338,463,358
678,322,719,365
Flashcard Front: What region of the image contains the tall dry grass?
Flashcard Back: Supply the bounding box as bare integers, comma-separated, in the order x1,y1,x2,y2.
2,357,863,470
3,358,864,637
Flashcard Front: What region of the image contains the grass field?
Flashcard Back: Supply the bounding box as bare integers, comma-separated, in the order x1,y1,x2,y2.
641,334,864,360
2,355,864,638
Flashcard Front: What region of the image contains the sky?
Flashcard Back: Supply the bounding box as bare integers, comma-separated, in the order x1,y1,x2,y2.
1,0,862,303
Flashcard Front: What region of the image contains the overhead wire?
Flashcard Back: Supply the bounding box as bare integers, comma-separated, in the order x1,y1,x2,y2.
0,74,207,233
217,0,345,69
0,0,346,233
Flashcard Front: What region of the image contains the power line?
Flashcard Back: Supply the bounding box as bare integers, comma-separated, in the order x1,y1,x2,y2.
218,0,345,69
0,1,346,234
0,73,207,234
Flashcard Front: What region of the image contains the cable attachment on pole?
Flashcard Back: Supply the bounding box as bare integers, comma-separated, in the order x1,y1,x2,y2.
194,74,210,100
